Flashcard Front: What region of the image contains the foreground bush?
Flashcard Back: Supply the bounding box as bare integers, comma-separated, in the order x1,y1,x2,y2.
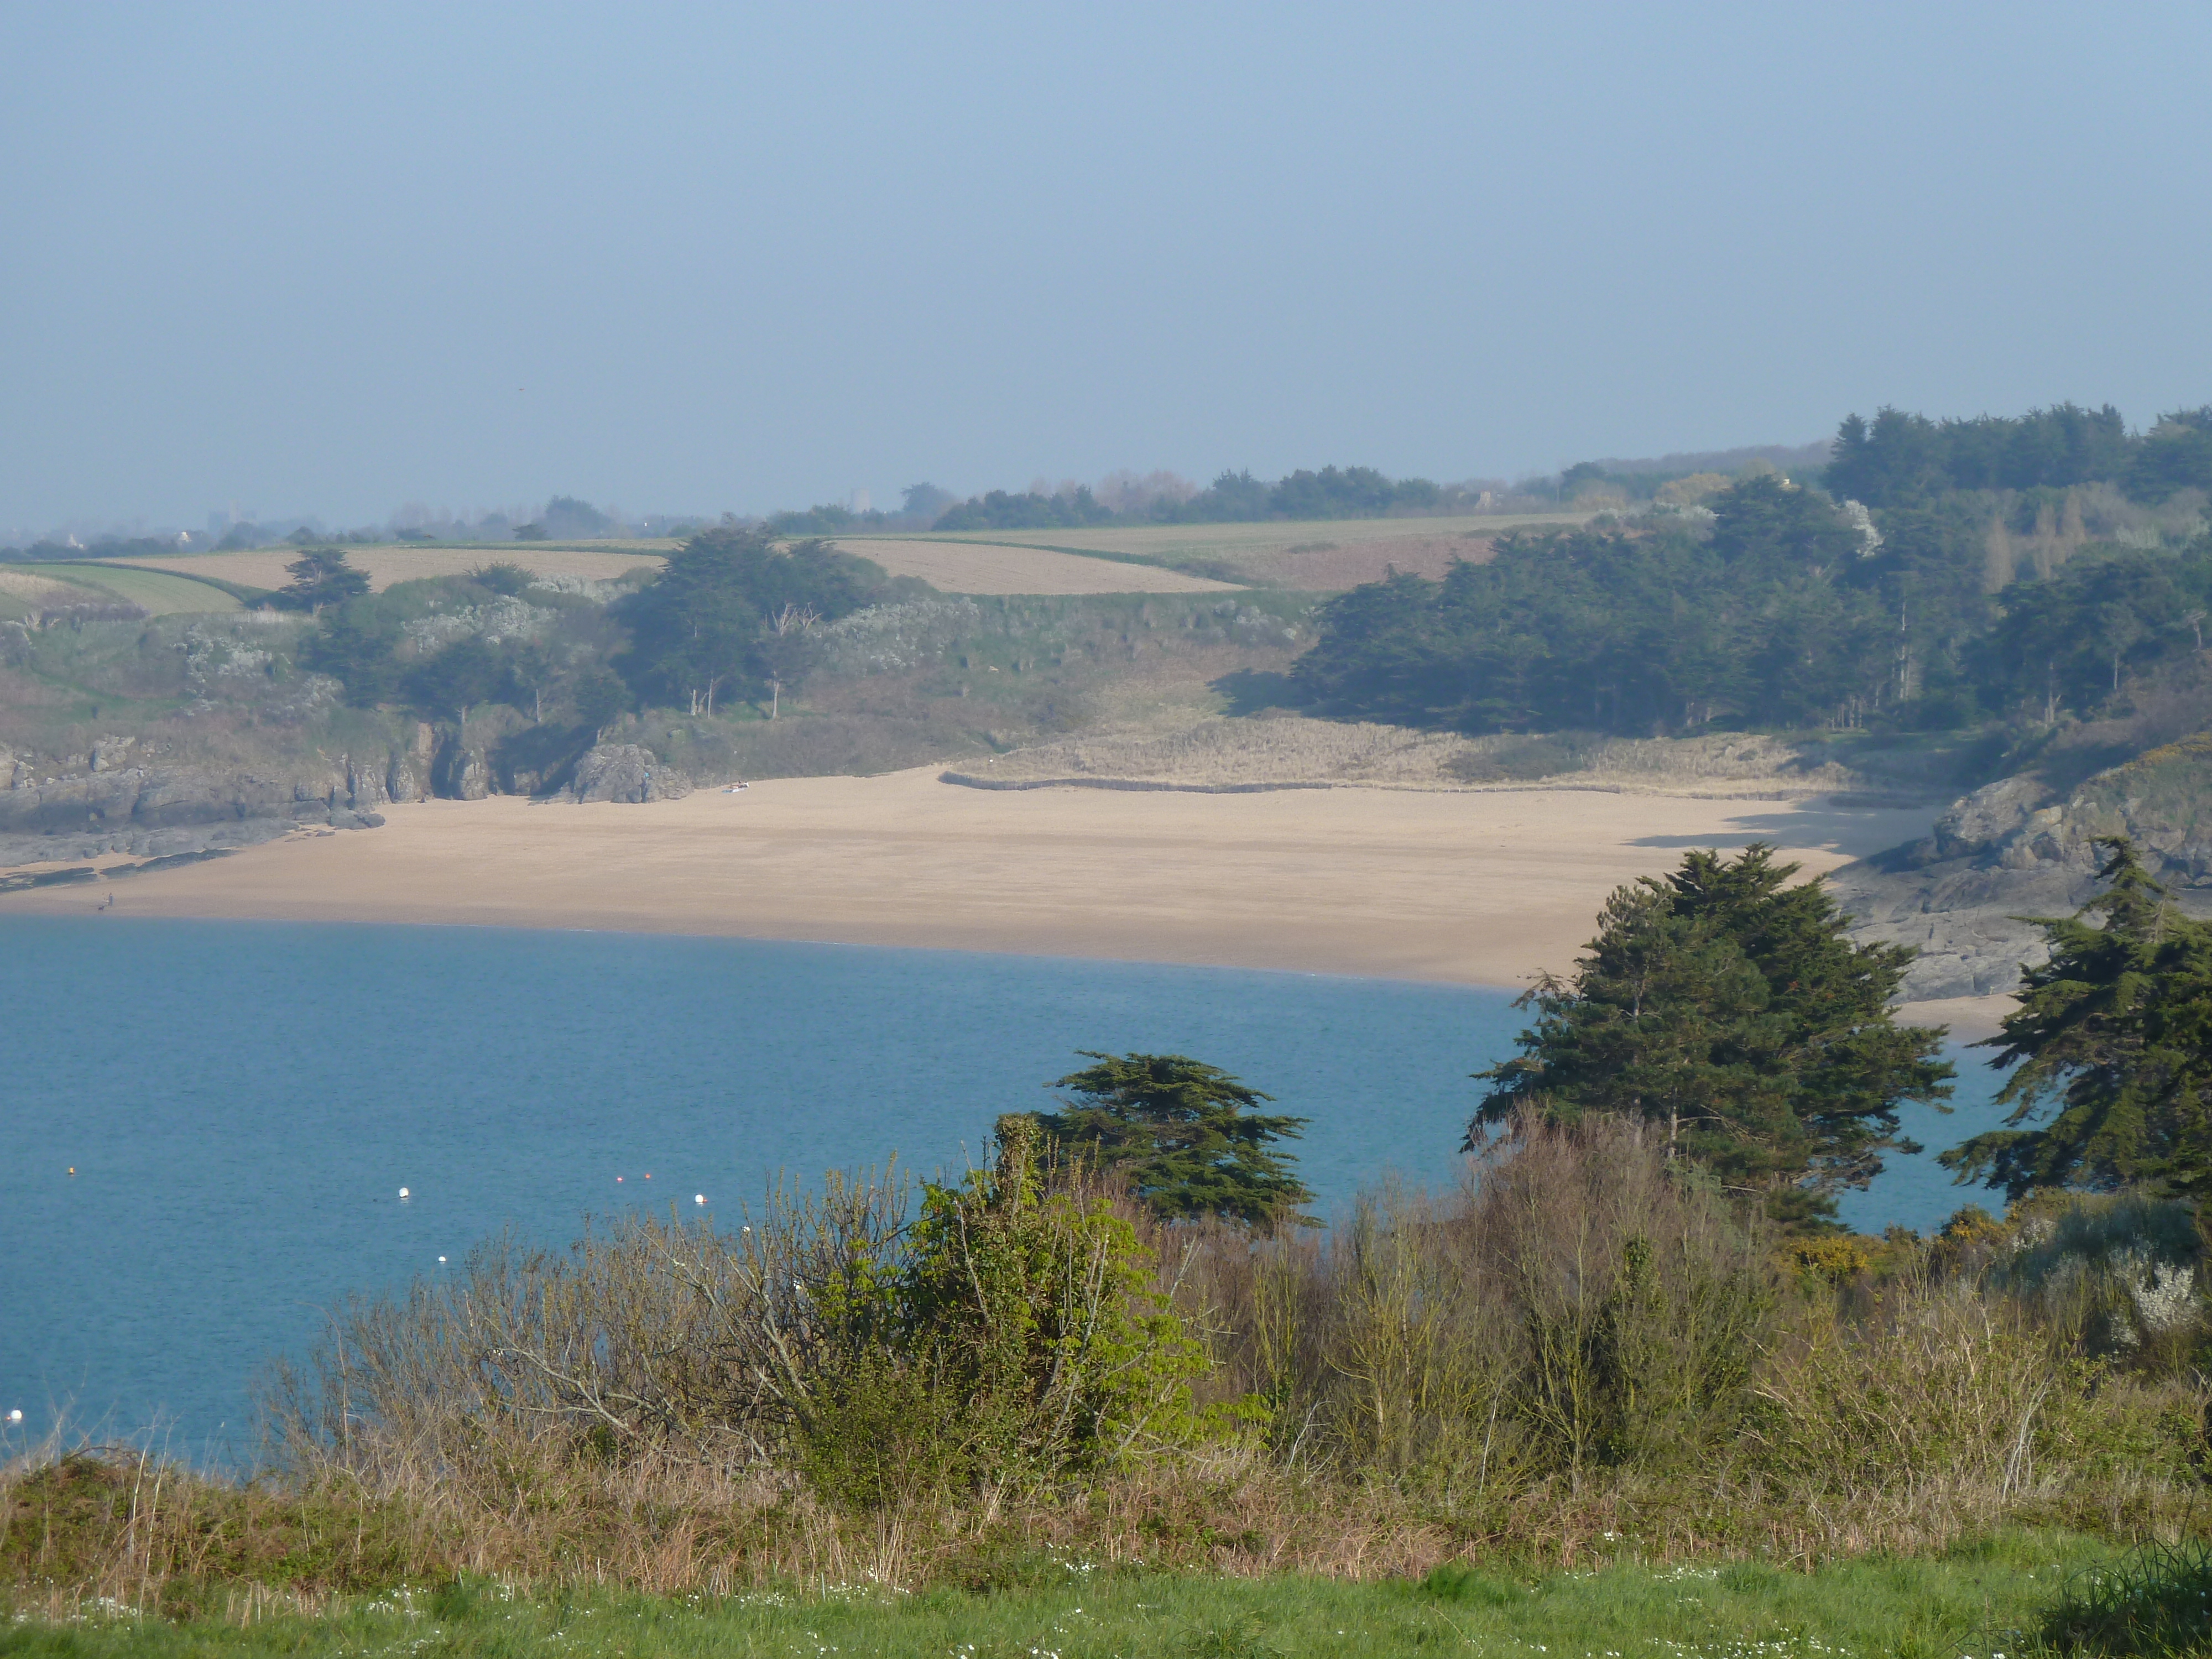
269,1120,1221,1515
5,1115,2209,1610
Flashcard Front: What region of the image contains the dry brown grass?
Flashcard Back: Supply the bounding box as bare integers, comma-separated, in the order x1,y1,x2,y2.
826,540,1240,594
102,547,664,594
0,570,102,607
1221,534,1494,589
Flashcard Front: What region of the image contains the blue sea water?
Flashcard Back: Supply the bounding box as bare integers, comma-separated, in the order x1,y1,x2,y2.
0,917,2008,1460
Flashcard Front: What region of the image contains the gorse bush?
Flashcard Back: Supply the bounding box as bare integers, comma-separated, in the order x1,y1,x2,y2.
264,1112,2210,1520
2003,1192,2206,1363
802,1117,1220,1509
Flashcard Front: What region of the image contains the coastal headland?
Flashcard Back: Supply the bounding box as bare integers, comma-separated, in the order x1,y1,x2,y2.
4,770,2004,1033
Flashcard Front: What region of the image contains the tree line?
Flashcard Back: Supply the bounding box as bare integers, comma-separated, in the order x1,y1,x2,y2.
1291,468,2212,735
1291,475,1902,732
1829,402,2212,505
930,466,1472,532
1053,834,2212,1239
294,529,915,742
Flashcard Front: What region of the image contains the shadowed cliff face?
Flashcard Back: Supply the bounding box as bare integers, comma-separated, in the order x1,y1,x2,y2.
0,736,700,874
0,757,401,869
1833,740,2212,1002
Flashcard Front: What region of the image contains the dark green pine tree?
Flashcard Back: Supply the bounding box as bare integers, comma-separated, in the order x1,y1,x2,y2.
1024,1052,1313,1228
274,546,371,611
1942,838,2212,1200
1472,844,1954,1231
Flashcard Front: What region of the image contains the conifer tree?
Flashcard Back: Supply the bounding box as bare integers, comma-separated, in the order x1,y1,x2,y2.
1942,838,2212,1199
1472,844,1953,1230
1025,1052,1313,1227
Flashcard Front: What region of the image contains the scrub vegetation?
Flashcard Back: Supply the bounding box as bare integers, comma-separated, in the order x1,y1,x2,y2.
0,539,1311,798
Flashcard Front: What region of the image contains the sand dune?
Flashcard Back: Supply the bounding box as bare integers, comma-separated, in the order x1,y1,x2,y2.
8,771,1995,1029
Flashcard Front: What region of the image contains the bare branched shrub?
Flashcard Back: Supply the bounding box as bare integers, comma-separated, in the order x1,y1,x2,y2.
1474,1117,1771,1473
1751,1285,2070,1495
267,1176,912,1484
1181,1115,1771,1486
269,1133,1219,1518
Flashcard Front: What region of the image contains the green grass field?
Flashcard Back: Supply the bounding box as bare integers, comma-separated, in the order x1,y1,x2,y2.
874,511,1588,559
14,563,241,615
0,1531,2128,1658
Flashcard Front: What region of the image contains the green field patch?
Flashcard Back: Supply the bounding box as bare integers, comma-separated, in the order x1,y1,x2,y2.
98,562,272,603
0,1531,2122,1657
18,562,241,615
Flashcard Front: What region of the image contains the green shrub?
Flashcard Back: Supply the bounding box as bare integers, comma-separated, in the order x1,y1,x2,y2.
877,1117,1223,1484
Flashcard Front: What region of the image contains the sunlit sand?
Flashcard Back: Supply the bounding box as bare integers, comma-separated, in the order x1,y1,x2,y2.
10,770,1997,1030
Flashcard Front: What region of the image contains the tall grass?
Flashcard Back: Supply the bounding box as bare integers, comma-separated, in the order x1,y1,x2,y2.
6,1115,2209,1616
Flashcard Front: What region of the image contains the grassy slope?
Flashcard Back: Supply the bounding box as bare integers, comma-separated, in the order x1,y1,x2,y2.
11,565,241,616
0,1531,2113,1657
844,513,1595,583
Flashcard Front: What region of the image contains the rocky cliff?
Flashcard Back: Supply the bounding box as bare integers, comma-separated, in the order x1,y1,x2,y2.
0,746,403,869
564,744,692,804
1834,735,2212,1001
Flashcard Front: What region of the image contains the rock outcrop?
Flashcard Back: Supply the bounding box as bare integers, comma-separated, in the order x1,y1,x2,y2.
1835,740,2212,1002
565,744,691,804
431,738,491,801
0,753,395,870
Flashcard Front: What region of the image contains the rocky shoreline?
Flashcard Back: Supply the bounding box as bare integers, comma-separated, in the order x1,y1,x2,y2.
0,739,693,873
1835,745,2212,1003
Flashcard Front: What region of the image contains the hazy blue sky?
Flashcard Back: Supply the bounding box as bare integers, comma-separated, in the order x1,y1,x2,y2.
4,2,2209,531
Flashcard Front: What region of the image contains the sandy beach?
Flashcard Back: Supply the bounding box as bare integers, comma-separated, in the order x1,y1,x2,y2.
8,770,2004,1033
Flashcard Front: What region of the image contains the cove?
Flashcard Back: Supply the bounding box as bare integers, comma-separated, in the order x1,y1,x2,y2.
0,916,2006,1458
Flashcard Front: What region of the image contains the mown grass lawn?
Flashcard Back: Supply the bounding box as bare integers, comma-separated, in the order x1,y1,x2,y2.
0,1530,2124,1658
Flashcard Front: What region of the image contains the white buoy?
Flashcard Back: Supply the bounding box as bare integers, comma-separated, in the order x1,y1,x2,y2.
437,1256,447,1264
695,1193,707,1205
398,1187,410,1200
6,1409,22,1423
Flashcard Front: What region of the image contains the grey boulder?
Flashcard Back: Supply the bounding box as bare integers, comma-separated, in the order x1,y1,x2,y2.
567,744,692,804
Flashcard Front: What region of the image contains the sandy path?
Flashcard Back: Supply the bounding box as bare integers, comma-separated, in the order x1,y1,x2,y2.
8,774,1993,1021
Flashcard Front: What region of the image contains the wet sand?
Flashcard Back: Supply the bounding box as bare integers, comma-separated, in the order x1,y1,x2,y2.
6,770,1995,1028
